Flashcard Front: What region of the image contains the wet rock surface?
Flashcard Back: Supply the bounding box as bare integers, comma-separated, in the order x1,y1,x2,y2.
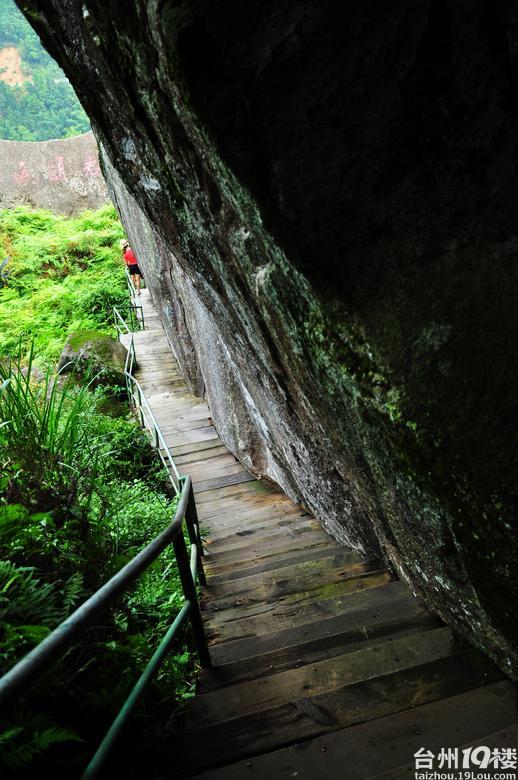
19,0,518,676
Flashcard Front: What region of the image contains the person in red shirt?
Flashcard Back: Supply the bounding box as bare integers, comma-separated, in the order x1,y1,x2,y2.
120,238,142,295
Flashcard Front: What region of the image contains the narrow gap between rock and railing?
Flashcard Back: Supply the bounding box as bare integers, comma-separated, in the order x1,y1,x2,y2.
0,291,211,780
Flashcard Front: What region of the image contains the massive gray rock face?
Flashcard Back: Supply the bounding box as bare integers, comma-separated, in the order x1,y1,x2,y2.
0,132,108,214
19,0,518,677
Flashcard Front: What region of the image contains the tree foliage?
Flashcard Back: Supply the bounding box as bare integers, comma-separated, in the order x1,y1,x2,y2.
0,0,90,140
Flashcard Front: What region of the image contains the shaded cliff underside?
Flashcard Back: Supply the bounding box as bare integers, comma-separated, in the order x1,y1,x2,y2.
18,0,518,676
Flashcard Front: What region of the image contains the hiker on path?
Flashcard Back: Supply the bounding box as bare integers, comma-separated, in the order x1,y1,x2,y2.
120,239,142,295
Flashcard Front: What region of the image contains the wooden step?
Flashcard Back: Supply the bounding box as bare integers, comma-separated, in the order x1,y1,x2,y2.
200,611,438,692
160,418,214,435
185,460,248,484
204,572,393,644
196,486,298,510
153,407,211,426
204,544,346,584
203,513,318,547
175,447,233,467
201,593,437,680
163,426,219,446
188,626,455,728
201,533,337,570
170,439,227,458
205,575,408,646
194,480,272,505
203,520,321,556
197,496,304,526
194,470,257,494
202,556,380,613
179,649,502,772
191,681,517,780
201,512,313,542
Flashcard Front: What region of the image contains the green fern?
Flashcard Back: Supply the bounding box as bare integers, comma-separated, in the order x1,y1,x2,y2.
0,719,82,771
0,561,62,627
61,571,84,614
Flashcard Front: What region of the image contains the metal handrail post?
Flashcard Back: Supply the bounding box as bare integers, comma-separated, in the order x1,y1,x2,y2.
172,532,211,668
187,480,204,557
185,481,206,585
182,493,206,587
81,601,191,780
137,385,144,428
193,529,206,587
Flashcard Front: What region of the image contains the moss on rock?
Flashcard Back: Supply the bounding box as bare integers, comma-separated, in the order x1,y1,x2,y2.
57,330,128,389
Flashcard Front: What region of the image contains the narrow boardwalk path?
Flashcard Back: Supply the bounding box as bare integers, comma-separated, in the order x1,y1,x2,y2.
133,290,517,779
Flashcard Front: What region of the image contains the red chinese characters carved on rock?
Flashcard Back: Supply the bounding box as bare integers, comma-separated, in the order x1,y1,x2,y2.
12,161,32,184
83,155,100,177
47,155,67,183
11,153,102,187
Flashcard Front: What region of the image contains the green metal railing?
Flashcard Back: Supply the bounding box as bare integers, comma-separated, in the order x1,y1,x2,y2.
117,299,145,332
125,267,145,319
113,306,182,493
0,304,210,778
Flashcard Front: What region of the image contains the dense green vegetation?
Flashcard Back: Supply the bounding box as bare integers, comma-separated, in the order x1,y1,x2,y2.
0,207,195,775
0,0,89,140
0,205,126,361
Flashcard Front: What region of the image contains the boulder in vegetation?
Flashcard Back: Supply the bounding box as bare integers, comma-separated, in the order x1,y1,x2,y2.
57,330,128,388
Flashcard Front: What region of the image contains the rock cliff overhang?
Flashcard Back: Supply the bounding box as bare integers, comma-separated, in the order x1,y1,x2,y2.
17,0,518,677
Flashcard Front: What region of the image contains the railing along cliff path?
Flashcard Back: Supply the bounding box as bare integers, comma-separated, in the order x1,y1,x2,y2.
0,295,210,779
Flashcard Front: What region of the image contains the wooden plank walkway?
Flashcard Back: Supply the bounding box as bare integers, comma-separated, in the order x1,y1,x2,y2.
131,290,517,779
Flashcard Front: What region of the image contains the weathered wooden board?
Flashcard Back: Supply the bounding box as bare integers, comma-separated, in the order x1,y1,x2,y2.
194,480,272,505
168,438,226,458
175,448,233,468
198,496,305,524
163,426,218,446
204,572,394,644
185,459,248,484
204,544,348,583
202,557,380,612
191,682,517,780
202,512,317,546
194,470,257,494
189,627,456,727
201,534,337,571
180,651,502,772
202,615,440,691
204,588,434,669
202,520,321,556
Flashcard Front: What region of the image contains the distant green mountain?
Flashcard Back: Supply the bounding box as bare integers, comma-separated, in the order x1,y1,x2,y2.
0,0,90,140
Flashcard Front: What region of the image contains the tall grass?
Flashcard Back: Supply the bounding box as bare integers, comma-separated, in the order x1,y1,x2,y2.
0,345,100,528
